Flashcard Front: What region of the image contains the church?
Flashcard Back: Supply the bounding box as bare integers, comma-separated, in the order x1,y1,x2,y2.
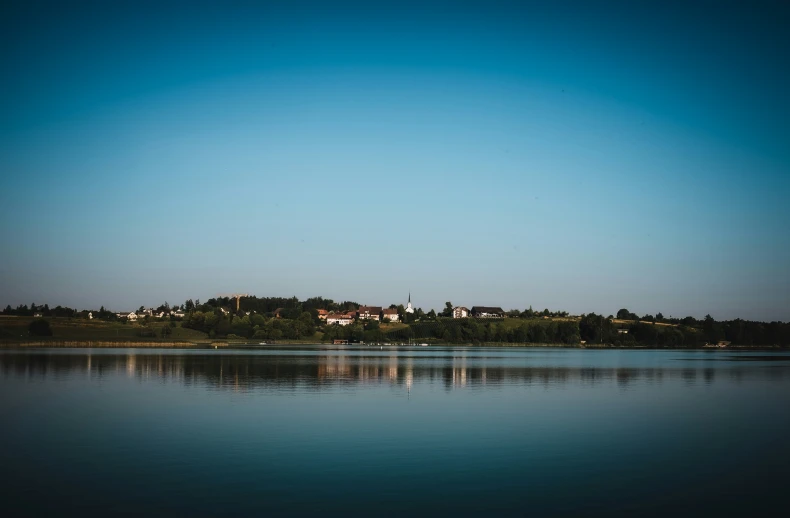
405,293,414,314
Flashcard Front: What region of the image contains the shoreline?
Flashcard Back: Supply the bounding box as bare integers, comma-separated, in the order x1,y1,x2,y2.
1,340,787,351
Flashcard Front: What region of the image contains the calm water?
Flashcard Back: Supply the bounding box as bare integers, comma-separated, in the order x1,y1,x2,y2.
1,346,789,516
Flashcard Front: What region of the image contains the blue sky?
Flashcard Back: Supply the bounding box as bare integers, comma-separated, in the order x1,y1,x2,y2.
1,0,789,320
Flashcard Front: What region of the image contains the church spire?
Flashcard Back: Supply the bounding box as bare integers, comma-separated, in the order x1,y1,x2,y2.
405,292,414,313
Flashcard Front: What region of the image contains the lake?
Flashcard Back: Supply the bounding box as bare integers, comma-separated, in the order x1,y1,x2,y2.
1,346,789,516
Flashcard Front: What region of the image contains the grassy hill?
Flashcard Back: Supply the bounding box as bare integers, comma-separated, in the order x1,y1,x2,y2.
0,316,208,343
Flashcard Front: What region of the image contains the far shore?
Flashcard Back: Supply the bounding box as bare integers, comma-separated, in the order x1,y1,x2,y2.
1,340,787,350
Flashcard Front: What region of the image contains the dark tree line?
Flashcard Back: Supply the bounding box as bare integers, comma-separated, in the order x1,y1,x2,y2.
181,309,316,340
380,318,581,345
2,303,119,320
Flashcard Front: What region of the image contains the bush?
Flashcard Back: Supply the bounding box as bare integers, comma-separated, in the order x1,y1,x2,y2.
28,319,53,336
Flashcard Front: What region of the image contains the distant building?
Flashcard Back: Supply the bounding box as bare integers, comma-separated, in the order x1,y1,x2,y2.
471,306,505,318
382,308,399,322
617,328,629,334
317,309,329,320
126,312,138,321
327,314,354,326
88,312,93,319
452,306,469,319
358,306,382,321
405,293,414,314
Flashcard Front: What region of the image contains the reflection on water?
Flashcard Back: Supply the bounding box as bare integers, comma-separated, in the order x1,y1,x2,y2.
2,347,790,517
2,347,788,391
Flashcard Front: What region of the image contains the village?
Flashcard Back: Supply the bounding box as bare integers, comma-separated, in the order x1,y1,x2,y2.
113,294,506,327
320,296,506,326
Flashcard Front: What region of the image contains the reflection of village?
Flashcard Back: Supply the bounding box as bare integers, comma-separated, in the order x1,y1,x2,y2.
3,351,785,391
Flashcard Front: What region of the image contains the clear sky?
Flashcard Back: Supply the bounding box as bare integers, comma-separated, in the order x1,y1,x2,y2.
1,0,789,321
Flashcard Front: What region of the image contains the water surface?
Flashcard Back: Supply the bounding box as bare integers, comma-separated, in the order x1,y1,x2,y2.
1,347,788,516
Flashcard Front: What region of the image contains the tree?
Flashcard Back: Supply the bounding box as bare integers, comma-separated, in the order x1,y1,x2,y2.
580,313,610,343
28,319,52,336
231,315,253,338
617,308,631,320
396,304,406,323
441,302,453,318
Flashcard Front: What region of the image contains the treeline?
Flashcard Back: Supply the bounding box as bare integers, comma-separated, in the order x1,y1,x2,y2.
2,303,118,319
186,296,360,319
380,319,581,345
4,299,790,346
605,309,790,347
580,313,700,347
181,311,317,340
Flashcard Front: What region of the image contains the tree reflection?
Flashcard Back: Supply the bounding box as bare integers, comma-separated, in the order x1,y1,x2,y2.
2,350,788,391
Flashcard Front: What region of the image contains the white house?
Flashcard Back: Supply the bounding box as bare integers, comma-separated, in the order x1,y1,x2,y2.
358,306,382,321
327,314,354,326
452,306,469,319
126,312,138,321
382,308,399,322
471,306,505,318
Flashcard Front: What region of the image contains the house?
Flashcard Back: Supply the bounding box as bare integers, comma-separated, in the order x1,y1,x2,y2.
382,308,399,322
316,309,329,320
471,306,505,318
358,306,382,321
126,312,138,321
172,310,186,318
452,306,469,319
617,328,629,334
327,314,354,326
88,312,93,319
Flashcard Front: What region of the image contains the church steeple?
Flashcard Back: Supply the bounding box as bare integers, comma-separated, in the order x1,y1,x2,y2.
405,292,414,313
